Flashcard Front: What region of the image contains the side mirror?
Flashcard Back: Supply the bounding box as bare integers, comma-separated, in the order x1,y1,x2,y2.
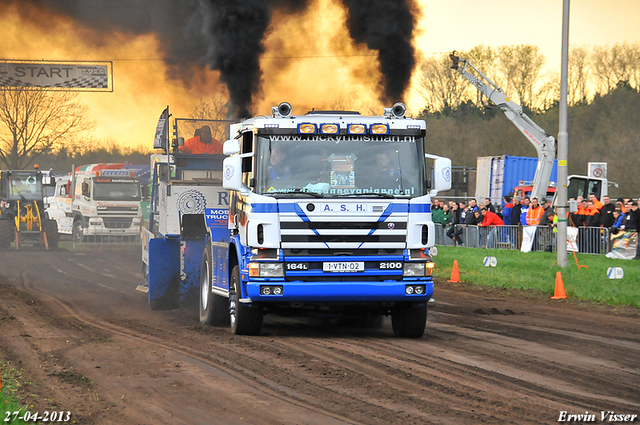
223,139,241,156
222,156,244,192
82,182,89,197
430,156,452,194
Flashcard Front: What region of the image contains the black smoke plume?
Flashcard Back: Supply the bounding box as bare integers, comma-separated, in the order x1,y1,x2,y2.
339,0,417,103
12,0,415,116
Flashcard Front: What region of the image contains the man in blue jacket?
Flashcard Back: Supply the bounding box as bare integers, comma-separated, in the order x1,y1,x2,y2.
501,195,513,224
520,197,531,225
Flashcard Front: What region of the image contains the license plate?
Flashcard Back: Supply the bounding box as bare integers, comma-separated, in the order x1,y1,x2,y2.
323,262,365,272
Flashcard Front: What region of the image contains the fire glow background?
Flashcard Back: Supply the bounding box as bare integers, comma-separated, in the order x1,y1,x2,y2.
2,0,639,148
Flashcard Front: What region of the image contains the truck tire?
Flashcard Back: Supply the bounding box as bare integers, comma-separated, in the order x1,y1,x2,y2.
72,220,85,243
44,220,59,249
229,265,262,335
0,219,13,249
391,302,427,338
199,244,230,326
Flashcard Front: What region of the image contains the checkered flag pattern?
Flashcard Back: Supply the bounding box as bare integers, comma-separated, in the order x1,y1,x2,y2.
0,75,108,89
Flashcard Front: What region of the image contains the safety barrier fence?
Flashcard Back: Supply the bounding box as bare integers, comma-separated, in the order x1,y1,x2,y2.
434,224,610,255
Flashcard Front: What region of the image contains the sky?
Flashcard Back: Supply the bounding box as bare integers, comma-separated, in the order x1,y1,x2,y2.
1,0,640,151
416,0,640,70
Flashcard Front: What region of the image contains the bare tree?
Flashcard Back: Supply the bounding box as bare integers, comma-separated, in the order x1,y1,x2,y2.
627,42,640,90
189,96,231,143
191,96,229,121
321,92,377,116
592,42,640,94
415,54,466,113
568,46,590,105
463,45,497,107
0,88,95,170
496,44,546,110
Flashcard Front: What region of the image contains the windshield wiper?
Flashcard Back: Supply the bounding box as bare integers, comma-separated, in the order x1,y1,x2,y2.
342,192,395,198
271,189,325,198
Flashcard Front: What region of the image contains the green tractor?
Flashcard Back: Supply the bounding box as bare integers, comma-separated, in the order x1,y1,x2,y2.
0,169,59,249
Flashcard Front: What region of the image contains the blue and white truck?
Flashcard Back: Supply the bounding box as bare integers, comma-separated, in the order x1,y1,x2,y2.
143,103,452,338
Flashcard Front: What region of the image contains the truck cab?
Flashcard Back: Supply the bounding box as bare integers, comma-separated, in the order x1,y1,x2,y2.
72,170,142,242
0,169,59,249
214,103,452,337
566,175,607,200
45,174,73,234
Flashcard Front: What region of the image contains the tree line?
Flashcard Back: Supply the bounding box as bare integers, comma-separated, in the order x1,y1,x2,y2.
416,43,640,198
417,42,640,112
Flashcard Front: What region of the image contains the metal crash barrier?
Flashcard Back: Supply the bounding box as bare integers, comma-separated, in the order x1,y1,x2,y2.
435,224,610,254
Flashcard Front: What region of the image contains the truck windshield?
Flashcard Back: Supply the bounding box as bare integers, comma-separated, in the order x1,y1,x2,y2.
93,181,141,201
255,134,425,198
8,172,43,201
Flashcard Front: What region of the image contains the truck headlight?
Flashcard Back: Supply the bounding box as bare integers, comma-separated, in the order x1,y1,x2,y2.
248,262,284,277
403,262,433,277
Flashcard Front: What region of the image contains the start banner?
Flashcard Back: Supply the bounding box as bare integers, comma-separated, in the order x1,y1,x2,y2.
0,61,113,91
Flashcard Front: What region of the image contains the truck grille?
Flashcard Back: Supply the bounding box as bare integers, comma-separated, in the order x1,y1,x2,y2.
281,234,404,243
279,217,407,249
102,217,133,229
97,206,138,216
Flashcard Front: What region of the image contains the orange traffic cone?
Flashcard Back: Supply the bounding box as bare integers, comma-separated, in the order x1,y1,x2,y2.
448,260,461,283
551,271,567,299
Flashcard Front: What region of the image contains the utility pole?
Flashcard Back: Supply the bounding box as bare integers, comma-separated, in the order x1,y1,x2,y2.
557,0,570,267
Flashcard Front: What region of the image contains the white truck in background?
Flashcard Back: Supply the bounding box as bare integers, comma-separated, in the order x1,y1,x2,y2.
46,174,73,234
46,164,143,241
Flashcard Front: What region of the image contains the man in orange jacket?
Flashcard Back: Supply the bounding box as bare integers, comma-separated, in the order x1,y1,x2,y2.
181,125,222,154
589,193,604,212
526,197,545,225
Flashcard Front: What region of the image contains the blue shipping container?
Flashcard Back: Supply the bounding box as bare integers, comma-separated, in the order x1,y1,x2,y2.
488,155,558,205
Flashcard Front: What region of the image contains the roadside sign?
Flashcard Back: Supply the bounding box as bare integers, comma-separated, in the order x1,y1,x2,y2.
607,267,624,279
0,61,113,92
483,256,497,267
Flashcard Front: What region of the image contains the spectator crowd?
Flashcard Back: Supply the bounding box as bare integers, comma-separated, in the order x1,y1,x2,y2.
431,194,640,259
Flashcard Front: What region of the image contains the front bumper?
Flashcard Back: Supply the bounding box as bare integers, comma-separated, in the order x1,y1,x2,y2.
244,278,433,302
84,217,142,236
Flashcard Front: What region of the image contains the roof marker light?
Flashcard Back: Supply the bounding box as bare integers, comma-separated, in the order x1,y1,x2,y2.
320,123,339,134
370,124,389,135
298,123,317,134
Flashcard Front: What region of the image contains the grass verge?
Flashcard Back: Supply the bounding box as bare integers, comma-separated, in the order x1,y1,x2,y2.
0,358,29,425
432,246,640,308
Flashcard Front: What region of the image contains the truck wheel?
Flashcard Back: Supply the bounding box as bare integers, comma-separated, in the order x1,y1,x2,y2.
72,220,85,243
391,302,427,338
0,219,13,248
199,244,230,326
44,220,59,249
229,265,262,335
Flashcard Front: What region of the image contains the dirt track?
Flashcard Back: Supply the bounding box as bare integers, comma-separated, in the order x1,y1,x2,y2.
0,245,639,424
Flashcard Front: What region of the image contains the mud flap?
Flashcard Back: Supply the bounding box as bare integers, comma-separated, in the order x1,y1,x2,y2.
181,239,206,302
148,237,180,310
